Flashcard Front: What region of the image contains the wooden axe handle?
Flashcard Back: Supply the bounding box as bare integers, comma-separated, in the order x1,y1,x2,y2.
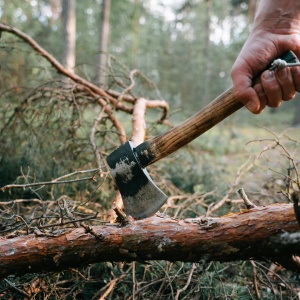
134,51,298,168
135,87,241,167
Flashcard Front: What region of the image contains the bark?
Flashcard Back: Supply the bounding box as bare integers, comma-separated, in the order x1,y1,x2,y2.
62,0,76,73
203,0,212,101
131,0,139,69
96,0,111,87
1,203,300,279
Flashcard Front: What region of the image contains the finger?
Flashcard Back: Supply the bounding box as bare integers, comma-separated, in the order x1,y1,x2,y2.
253,83,267,114
291,66,300,92
234,86,261,113
231,70,261,112
231,64,261,113
261,70,282,107
274,67,295,101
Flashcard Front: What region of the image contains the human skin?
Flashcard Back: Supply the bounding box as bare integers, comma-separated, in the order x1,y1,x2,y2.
231,0,300,114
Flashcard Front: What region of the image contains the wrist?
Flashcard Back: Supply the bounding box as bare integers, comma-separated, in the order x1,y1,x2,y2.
254,0,300,34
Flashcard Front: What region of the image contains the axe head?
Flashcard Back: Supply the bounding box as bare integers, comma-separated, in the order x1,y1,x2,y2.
106,141,168,219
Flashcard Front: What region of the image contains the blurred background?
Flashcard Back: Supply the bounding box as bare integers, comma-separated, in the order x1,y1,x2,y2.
0,0,299,118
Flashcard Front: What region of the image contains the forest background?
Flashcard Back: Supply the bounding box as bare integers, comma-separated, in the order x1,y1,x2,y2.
0,0,300,299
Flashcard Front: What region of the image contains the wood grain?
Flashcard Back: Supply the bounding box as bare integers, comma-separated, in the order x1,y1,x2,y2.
136,87,243,167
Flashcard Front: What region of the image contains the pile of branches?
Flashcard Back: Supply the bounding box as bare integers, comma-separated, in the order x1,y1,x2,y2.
1,23,300,299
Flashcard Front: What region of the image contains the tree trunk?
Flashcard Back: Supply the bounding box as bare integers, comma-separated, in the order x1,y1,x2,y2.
131,0,139,69
203,0,213,102
62,0,76,74
247,0,257,25
1,204,300,279
96,0,111,87
292,95,300,125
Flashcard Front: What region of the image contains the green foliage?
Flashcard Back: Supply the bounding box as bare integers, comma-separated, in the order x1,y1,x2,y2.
2,260,300,299
1,1,300,299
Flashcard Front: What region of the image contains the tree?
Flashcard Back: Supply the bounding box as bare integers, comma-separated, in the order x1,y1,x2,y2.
62,0,76,74
131,0,139,69
293,95,300,125
96,0,111,87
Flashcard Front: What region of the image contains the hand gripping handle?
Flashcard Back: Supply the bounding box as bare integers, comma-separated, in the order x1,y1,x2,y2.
134,51,299,168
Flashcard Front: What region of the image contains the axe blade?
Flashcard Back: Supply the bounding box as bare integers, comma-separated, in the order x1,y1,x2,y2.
107,141,168,218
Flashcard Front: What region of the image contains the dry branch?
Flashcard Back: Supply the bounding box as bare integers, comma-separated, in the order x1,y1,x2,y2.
0,23,171,145
131,97,170,145
1,203,300,279
0,22,127,143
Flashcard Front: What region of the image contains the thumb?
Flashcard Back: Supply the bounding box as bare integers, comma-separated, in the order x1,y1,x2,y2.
231,63,261,113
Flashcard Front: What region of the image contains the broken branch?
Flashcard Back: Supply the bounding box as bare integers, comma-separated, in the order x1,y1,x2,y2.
0,203,299,279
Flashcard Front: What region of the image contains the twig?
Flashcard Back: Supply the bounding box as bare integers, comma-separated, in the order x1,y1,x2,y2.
206,130,296,216
0,198,53,206
127,277,169,300
175,263,196,300
99,279,117,300
113,205,134,225
132,262,137,300
0,22,127,143
81,221,105,240
117,69,140,102
154,261,176,298
16,215,31,234
4,279,30,299
1,168,102,192
38,213,99,229
250,260,261,299
1,176,96,191
106,89,135,103
238,188,257,209
53,168,100,181
92,269,131,300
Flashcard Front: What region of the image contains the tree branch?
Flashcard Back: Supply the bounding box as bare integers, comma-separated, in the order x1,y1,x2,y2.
1,203,299,279
0,22,127,143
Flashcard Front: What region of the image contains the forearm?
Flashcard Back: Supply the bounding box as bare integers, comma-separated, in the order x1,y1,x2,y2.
254,0,300,34
231,0,300,113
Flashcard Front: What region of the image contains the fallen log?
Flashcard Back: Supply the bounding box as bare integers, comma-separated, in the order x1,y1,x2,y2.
1,203,299,279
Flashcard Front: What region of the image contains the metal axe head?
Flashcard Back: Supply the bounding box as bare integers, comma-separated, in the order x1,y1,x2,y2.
106,141,168,219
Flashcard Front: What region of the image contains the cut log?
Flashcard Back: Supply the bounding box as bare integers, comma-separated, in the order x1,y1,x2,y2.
1,203,299,279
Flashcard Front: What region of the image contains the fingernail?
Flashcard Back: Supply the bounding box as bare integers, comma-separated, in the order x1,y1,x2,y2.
291,66,300,76
245,100,258,113
262,70,275,81
276,68,288,79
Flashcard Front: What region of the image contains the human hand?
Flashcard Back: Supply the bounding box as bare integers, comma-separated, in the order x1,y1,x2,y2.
231,0,300,114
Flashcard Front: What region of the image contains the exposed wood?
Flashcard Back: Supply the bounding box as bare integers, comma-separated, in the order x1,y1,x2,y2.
135,87,243,168
131,98,171,146
1,204,299,279
131,97,147,146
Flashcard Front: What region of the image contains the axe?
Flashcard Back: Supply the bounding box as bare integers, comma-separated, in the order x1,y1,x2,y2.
107,51,298,219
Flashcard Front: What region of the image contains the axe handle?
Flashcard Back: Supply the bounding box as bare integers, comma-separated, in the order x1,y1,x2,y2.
134,50,298,168
135,87,242,167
